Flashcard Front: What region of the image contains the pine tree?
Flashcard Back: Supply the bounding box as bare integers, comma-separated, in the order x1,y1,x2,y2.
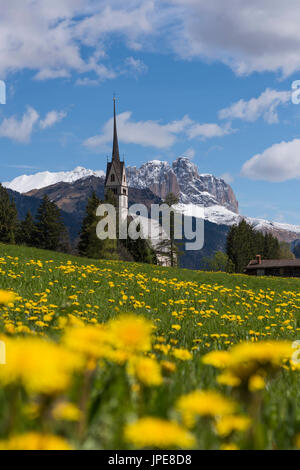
35,195,68,251
78,192,103,258
227,220,282,272
78,191,119,260
263,233,280,259
123,230,156,264
0,184,18,244
226,220,255,272
16,211,36,246
99,190,119,260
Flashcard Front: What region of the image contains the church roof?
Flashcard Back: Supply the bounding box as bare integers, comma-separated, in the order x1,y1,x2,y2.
105,160,125,186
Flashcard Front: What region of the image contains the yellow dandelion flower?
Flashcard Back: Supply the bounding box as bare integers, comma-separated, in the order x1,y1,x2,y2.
125,417,195,449
176,390,237,427
172,349,192,361
248,375,265,392
0,337,81,395
63,324,112,361
107,314,153,355
0,290,16,305
172,325,181,331
217,372,241,387
220,443,239,450
215,415,251,437
0,433,73,450
202,350,232,369
161,361,177,373
53,402,81,422
128,357,163,387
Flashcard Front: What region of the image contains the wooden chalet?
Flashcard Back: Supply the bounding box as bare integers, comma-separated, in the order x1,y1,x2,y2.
245,255,300,277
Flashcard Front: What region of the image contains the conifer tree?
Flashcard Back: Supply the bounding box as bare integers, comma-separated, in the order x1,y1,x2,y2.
16,211,36,246
227,219,282,272
35,195,68,251
78,192,103,258
78,191,119,260
0,184,18,244
100,190,119,260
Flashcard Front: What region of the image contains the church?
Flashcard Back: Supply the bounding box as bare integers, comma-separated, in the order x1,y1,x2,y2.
103,99,174,267
104,98,128,221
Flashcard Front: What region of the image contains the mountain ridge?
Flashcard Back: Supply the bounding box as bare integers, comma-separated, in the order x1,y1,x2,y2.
3,157,300,244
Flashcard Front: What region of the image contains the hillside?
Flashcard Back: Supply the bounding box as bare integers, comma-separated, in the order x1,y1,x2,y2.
0,243,299,449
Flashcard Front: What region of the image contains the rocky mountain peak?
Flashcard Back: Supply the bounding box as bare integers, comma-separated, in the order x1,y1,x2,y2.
126,160,180,200
172,157,199,182
126,157,239,214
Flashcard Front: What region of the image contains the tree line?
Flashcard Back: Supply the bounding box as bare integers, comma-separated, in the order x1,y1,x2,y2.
0,184,158,264
0,185,69,252
203,219,294,273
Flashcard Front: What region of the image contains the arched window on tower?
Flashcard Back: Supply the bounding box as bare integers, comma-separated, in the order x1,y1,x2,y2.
111,174,115,182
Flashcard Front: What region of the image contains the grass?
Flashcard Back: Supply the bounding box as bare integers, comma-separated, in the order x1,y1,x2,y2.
0,243,299,450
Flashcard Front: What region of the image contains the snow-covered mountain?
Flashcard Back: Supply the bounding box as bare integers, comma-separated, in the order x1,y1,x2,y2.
126,158,239,214
3,167,105,193
2,158,300,242
203,205,300,241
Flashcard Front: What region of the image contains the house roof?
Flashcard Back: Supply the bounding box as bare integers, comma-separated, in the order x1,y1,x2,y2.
246,259,300,270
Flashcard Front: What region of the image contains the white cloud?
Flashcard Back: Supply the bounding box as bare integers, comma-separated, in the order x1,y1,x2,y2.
241,139,300,182
39,110,67,129
0,0,153,81
83,112,230,150
84,111,181,149
168,0,300,77
220,172,234,184
187,122,234,140
2,0,300,83
0,107,67,143
1,1,300,80
0,107,39,143
219,88,290,124
123,57,148,76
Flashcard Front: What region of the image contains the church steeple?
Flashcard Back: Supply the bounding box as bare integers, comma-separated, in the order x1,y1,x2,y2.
112,97,120,162
105,97,128,215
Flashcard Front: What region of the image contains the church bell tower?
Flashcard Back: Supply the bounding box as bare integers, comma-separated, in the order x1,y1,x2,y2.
104,98,128,221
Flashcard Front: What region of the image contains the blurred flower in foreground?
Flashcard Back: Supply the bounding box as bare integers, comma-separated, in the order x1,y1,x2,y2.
0,337,81,395
176,390,237,427
128,357,163,387
0,290,16,305
63,324,112,361
52,402,81,422
107,314,153,356
0,433,72,450
125,417,195,449
203,340,293,386
215,415,251,438
172,348,192,361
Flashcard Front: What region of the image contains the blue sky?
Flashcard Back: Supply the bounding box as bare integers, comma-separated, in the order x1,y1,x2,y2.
1,0,300,224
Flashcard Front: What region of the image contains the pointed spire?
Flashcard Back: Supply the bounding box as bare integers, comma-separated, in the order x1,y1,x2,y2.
112,96,120,162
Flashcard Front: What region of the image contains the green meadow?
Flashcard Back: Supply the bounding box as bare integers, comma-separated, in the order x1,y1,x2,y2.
0,243,299,450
